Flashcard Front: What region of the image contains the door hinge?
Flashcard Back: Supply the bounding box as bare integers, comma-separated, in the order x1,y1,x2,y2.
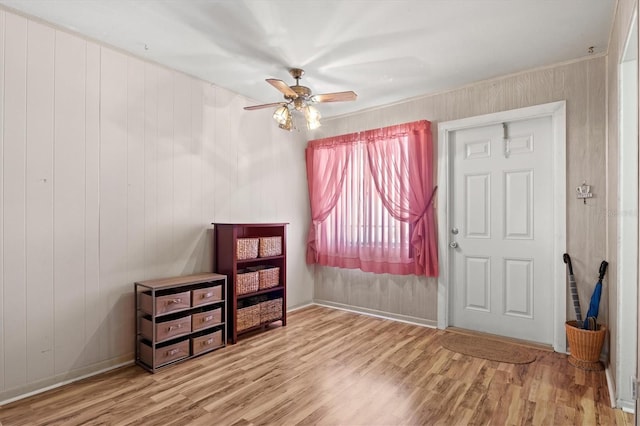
631,376,638,400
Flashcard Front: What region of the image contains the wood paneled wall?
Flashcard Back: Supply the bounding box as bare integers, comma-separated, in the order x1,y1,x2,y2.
311,56,607,331
0,9,313,402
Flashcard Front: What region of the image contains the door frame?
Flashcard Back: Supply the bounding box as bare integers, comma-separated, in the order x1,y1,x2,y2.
437,101,567,352
618,5,638,413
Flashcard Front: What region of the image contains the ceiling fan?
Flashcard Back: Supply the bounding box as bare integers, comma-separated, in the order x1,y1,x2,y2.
244,68,357,131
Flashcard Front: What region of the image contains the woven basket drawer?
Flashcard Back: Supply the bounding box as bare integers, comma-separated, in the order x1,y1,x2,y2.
237,304,260,331
237,238,259,260
140,315,192,343
260,298,283,323
258,267,280,290
192,308,222,332
192,330,223,356
237,270,259,295
139,340,189,369
192,285,222,307
139,291,190,316
258,236,282,257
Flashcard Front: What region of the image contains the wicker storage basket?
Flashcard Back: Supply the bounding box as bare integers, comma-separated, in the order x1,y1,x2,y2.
236,270,259,295
259,267,280,290
248,266,279,290
237,304,260,331
260,298,283,323
565,321,607,371
237,238,259,260
259,236,282,257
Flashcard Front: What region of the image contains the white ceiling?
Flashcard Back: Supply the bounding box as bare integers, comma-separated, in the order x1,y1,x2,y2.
0,0,616,117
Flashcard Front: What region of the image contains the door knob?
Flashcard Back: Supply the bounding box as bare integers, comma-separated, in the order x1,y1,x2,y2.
449,241,458,248
451,228,459,235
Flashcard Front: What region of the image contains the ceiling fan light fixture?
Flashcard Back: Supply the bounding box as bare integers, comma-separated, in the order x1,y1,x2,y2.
307,120,321,130
247,68,355,132
293,98,305,111
305,105,321,130
278,113,293,131
307,118,321,130
273,105,290,125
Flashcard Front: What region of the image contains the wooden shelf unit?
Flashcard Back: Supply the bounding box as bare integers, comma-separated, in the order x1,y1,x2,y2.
135,273,227,373
212,223,287,344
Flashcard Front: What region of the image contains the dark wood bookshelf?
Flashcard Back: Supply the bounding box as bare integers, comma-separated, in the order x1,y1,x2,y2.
212,223,287,343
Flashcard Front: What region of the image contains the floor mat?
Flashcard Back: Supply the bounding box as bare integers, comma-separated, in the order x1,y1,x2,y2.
440,332,537,364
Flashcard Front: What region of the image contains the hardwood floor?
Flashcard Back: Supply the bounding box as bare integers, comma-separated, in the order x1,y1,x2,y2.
0,305,633,425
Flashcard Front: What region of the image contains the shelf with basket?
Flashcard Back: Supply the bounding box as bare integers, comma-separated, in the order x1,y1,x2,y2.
212,223,287,344
134,273,227,373
236,285,285,300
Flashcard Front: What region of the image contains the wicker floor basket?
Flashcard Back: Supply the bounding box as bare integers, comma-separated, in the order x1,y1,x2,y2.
565,321,607,371
259,236,282,257
260,298,283,323
237,270,259,295
237,238,259,260
237,304,260,331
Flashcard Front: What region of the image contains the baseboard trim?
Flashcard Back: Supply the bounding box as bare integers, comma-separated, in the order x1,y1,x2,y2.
287,302,314,313
0,355,134,406
313,300,437,328
619,401,636,413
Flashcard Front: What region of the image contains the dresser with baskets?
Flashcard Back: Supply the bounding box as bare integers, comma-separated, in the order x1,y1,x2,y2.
212,223,287,343
135,273,227,372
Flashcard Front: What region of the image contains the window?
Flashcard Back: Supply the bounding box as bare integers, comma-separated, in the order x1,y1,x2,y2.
305,120,438,276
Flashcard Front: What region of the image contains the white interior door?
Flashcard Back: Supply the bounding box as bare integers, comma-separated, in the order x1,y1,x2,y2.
449,116,554,345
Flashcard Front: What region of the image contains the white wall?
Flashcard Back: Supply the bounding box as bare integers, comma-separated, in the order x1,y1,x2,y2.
0,8,313,402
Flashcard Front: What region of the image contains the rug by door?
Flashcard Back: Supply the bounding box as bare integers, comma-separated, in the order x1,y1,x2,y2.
440,333,537,364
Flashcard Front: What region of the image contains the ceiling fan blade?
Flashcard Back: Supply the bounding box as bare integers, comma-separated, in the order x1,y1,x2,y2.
311,91,358,103
266,78,298,98
244,102,286,111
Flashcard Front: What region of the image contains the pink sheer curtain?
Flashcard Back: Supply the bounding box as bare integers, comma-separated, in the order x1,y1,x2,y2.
363,121,438,276
305,120,438,276
305,132,357,263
